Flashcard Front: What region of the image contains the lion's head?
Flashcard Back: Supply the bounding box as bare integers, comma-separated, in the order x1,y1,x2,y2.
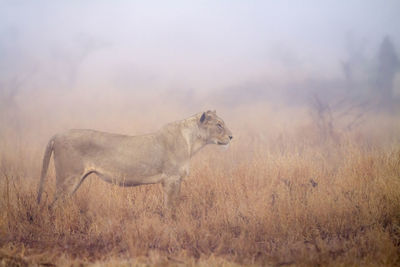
198,110,233,145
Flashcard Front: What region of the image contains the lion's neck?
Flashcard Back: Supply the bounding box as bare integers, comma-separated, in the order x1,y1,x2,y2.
180,115,207,157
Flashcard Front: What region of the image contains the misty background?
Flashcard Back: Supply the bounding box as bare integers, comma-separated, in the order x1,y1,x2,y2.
1,0,400,143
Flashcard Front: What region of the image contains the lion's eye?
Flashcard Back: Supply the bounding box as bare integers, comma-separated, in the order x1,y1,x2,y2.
217,123,223,129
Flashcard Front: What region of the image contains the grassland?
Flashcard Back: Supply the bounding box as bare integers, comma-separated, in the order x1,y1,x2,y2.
0,110,400,266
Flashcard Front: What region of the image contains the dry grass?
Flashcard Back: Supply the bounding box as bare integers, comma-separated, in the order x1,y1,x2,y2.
1,114,400,266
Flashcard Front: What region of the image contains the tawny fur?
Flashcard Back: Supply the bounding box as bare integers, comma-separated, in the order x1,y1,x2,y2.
37,111,232,208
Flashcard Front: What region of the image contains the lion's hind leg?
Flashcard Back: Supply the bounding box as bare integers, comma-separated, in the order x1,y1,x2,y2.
49,170,94,209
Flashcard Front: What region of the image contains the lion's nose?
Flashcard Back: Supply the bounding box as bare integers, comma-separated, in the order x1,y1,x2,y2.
229,136,233,140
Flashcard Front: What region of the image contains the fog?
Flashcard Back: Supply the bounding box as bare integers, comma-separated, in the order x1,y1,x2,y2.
1,1,400,140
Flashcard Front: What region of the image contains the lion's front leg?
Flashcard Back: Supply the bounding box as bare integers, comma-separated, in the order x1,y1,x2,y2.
162,176,182,209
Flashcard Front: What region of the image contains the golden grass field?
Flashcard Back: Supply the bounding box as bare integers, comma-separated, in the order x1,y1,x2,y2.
0,108,400,266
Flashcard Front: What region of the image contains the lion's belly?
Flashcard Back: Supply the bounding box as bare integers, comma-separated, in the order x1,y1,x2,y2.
85,154,164,184
94,169,164,186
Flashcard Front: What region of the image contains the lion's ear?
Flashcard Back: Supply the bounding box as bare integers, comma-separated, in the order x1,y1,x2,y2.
200,112,206,123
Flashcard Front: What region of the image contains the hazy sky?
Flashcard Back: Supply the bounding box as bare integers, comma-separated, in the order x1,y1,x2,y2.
1,0,399,94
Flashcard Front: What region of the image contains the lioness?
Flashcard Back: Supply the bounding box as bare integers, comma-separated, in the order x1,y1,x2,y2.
37,110,232,208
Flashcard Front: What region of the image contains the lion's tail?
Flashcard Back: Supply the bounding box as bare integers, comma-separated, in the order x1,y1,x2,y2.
37,136,55,204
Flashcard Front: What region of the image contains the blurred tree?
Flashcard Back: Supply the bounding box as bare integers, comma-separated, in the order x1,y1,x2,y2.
374,36,399,110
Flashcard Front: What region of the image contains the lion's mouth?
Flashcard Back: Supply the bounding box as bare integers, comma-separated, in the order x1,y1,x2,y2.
217,141,229,145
